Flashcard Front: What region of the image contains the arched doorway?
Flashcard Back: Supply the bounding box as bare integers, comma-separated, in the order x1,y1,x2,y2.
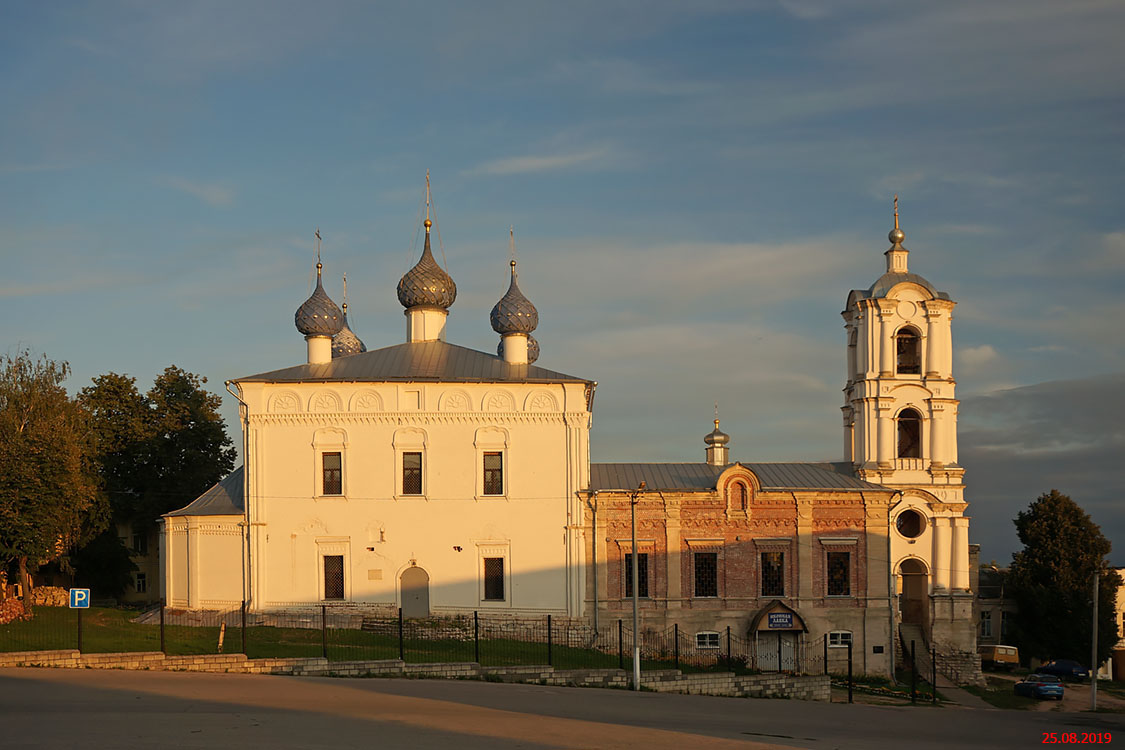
401,566,430,618
898,558,929,627
749,600,809,673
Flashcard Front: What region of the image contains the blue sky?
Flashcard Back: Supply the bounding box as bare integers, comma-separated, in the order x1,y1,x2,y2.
3,1,1123,564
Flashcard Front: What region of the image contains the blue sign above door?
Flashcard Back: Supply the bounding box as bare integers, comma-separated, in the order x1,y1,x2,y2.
768,612,793,629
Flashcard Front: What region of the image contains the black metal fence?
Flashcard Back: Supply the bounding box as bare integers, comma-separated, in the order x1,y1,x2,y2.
0,602,825,675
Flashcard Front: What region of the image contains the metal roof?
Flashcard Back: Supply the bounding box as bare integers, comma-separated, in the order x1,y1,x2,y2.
165,467,244,517
236,340,591,384
588,462,888,492
853,271,951,301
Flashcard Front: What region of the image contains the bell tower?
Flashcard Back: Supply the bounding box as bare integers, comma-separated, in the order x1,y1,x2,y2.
841,198,976,659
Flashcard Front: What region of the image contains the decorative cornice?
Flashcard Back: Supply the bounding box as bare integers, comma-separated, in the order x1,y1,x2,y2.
248,411,584,426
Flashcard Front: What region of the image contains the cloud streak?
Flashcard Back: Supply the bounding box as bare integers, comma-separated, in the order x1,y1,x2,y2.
464,149,612,176
162,177,236,207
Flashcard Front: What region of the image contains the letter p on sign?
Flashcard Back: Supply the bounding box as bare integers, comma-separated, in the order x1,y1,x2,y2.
69,588,90,608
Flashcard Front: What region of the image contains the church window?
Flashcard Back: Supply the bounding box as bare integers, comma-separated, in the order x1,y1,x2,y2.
484,557,505,601
323,555,344,600
980,610,992,638
896,328,922,374
827,551,850,596
696,631,720,650
733,482,748,511
895,509,925,538
322,452,343,495
402,452,423,495
694,552,718,597
761,551,784,597
828,630,853,648
624,552,649,598
483,452,504,495
897,409,922,458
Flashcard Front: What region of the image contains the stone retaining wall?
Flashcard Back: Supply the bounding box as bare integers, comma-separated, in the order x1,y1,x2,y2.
0,649,828,700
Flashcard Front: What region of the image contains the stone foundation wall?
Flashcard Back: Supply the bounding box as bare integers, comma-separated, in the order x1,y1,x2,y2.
0,649,828,700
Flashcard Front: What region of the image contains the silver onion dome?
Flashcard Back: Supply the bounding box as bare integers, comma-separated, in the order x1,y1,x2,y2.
332,303,367,358
295,263,344,337
704,419,730,446
397,220,457,310
498,333,539,363
490,260,539,334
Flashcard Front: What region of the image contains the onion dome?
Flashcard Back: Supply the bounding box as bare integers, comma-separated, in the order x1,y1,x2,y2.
498,333,540,363
490,260,539,334
295,263,343,337
332,303,367,358
704,419,730,447
397,220,457,310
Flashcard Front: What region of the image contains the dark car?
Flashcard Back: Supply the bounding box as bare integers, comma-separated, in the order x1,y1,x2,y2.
1014,674,1064,700
1038,659,1090,681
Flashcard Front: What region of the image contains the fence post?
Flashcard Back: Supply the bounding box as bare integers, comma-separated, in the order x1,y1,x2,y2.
321,605,328,660
823,636,828,675
674,623,679,670
932,644,937,704
398,607,404,661
240,601,246,655
847,640,853,704
618,619,623,670
547,614,553,667
474,611,479,664
727,626,732,667
159,600,166,654
910,639,917,705
77,608,83,653
776,633,782,673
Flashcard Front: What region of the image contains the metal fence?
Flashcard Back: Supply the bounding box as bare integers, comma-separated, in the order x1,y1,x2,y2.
0,603,825,675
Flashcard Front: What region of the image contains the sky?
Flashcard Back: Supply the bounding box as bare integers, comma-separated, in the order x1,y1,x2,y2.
2,1,1123,565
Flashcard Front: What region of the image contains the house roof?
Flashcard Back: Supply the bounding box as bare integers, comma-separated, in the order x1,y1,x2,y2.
235,340,590,385
164,467,244,517
588,462,888,492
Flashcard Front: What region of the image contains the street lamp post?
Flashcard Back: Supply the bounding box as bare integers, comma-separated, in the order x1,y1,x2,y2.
1091,569,1099,711
630,481,646,691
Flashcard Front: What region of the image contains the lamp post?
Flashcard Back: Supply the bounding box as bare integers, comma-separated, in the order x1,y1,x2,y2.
630,481,646,691
1091,568,1099,711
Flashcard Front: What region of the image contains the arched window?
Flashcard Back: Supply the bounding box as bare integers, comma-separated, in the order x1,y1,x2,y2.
734,482,748,511
896,328,922,375
897,408,922,458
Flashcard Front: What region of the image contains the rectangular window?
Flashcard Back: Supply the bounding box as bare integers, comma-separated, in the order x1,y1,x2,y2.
980,610,993,638
483,452,504,495
694,552,718,597
828,630,853,648
323,555,344,600
827,551,850,596
134,572,147,594
624,552,649,598
402,451,422,495
484,557,505,601
131,526,148,555
696,631,720,650
761,551,784,597
322,452,342,495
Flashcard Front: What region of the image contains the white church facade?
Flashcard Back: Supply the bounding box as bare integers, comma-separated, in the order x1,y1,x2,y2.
160,195,977,675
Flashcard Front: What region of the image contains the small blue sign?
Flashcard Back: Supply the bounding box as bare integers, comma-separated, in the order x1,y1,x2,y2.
69,588,90,609
768,612,793,629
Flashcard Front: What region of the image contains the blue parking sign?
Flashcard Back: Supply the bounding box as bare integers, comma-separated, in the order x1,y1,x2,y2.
69,588,90,608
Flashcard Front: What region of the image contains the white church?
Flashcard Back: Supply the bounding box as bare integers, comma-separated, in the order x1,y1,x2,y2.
160,193,976,672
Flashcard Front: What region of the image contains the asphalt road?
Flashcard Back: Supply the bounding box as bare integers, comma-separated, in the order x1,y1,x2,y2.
2,668,1122,750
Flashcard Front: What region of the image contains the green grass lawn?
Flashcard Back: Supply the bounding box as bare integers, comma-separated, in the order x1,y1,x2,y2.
962,676,1041,710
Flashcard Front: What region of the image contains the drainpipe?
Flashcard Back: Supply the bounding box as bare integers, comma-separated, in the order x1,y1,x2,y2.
225,381,252,610
582,490,599,634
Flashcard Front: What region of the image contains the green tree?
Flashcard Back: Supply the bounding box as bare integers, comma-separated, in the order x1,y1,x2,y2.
0,351,106,609
1007,489,1121,666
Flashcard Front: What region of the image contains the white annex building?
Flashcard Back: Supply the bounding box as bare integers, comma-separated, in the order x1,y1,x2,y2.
160,194,977,672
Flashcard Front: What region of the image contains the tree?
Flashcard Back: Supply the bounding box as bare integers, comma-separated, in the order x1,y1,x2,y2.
1007,489,1121,666
0,352,106,609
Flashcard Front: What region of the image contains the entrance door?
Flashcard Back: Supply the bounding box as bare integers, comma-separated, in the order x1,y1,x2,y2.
899,558,929,625
401,566,430,618
758,632,797,672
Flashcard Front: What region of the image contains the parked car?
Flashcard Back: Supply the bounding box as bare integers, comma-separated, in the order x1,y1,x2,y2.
1014,674,1065,700
979,644,1020,671
1038,659,1090,681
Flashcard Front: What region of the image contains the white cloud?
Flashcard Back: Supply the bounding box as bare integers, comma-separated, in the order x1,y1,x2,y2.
464,149,612,176
162,177,236,207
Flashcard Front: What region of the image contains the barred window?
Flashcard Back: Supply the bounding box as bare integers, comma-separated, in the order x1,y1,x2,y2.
322,452,342,495
484,557,505,600
402,451,422,495
483,452,503,495
694,552,718,597
624,552,649,598
827,551,850,596
761,551,784,597
828,630,852,648
323,555,344,600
